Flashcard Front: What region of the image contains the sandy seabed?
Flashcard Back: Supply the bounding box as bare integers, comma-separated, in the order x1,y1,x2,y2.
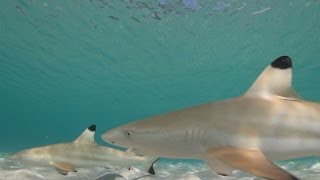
1,154,320,180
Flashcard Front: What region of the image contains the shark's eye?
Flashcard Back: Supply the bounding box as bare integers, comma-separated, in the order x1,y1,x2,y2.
126,130,134,137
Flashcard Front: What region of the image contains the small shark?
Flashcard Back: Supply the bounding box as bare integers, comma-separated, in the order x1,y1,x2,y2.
102,56,319,180
10,125,158,175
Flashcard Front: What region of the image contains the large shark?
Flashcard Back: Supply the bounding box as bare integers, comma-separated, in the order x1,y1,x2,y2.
102,56,319,180
10,125,158,175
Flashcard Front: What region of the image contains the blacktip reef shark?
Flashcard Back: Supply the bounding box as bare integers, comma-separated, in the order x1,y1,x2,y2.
102,56,320,180
10,125,158,176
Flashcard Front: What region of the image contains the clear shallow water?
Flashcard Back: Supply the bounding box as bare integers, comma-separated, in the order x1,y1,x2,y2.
0,0,320,179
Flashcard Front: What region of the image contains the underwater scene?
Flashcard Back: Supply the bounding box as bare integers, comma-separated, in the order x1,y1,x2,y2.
1,0,320,179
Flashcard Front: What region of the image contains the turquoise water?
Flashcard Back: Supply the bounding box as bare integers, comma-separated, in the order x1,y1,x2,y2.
0,0,320,179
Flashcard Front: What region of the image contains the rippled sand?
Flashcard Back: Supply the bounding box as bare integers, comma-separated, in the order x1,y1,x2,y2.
1,153,320,180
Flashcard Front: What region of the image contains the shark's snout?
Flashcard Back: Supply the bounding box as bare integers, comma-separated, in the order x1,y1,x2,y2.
102,126,136,149
102,128,122,145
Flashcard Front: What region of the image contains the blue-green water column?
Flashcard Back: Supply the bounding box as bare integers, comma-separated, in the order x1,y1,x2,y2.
0,0,319,152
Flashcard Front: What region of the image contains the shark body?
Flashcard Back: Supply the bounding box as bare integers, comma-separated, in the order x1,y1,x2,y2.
103,56,319,180
10,125,158,175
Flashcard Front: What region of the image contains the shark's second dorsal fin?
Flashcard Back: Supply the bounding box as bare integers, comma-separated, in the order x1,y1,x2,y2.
245,56,301,100
74,124,97,145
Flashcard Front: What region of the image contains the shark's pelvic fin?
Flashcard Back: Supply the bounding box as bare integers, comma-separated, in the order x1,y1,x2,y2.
74,124,97,145
204,158,234,176
51,161,77,175
245,56,301,100
207,147,300,180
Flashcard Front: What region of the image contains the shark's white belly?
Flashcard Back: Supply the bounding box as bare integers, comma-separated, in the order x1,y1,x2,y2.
133,99,320,160
211,131,320,160
141,127,320,161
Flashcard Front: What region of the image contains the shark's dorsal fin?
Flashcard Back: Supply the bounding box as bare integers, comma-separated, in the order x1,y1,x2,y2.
245,56,301,100
74,124,97,145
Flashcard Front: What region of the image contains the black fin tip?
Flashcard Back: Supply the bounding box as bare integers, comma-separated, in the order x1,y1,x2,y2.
88,125,96,132
148,166,155,175
271,56,292,69
148,158,160,175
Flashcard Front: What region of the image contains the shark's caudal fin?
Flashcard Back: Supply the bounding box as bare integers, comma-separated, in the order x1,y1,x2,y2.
245,56,301,100
74,125,97,145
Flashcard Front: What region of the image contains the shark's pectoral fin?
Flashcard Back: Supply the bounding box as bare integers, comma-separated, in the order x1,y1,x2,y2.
207,147,299,180
204,158,234,176
51,161,77,175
